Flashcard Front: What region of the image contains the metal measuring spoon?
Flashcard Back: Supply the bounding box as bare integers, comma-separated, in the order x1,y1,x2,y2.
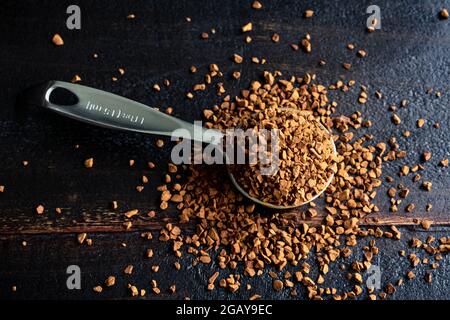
28,81,335,209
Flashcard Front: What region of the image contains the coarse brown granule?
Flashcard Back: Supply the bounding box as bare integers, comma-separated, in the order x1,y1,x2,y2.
77,233,87,244
357,50,367,58
36,205,44,215
124,265,134,274
422,151,432,161
252,1,262,10
84,158,93,168
440,158,449,167
127,13,135,19
342,62,352,70
52,34,64,46
417,118,425,128
93,286,103,293
271,33,280,42
155,139,164,148
71,74,81,83
118,68,125,76
304,9,314,18
130,285,139,296
440,8,449,19
124,209,139,218
242,22,252,32
0,185,4,192
233,54,243,64
391,114,401,125
105,276,116,287
421,219,432,230
421,181,432,191
153,83,161,91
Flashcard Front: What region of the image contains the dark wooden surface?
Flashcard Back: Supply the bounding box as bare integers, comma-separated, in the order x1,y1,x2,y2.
0,0,449,300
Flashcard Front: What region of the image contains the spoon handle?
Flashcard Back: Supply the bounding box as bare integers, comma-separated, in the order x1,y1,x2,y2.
32,81,222,144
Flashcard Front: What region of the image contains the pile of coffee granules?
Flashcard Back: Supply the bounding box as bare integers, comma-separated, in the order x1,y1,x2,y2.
217,73,337,207
156,71,409,299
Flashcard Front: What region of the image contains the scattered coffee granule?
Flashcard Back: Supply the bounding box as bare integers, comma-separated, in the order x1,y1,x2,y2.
151,265,160,273
405,203,415,212
422,151,432,162
84,158,94,168
22,160,29,166
406,271,416,280
421,219,432,230
252,1,262,10
153,83,161,92
440,8,449,19
233,54,243,64
71,74,81,83
301,34,312,52
118,68,125,76
77,233,87,244
357,49,367,58
93,286,103,293
232,71,241,79
304,9,314,18
52,34,64,46
440,158,449,167
127,13,136,19
271,33,280,42
111,201,118,209
417,118,425,128
130,285,139,296
124,265,134,274
36,205,44,215
105,276,116,287
342,62,352,70
155,139,164,148
124,209,139,218
421,181,432,191
0,185,4,192
241,22,252,33
391,114,401,125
